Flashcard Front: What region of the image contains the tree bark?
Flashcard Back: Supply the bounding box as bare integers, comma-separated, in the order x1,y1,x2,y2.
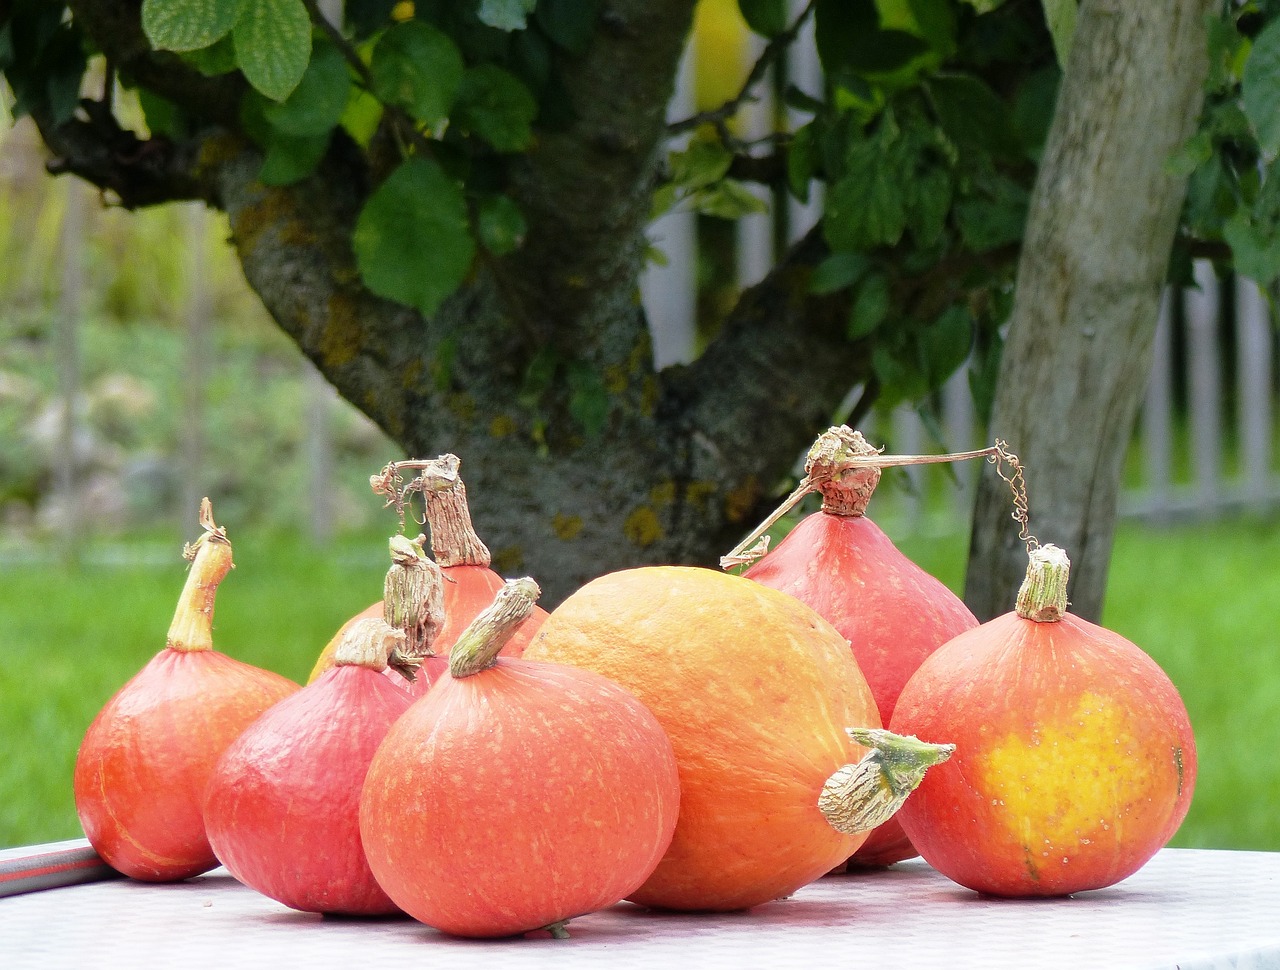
964,0,1213,622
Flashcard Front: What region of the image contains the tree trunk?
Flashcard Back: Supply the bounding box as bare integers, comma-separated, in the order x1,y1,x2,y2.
964,0,1213,622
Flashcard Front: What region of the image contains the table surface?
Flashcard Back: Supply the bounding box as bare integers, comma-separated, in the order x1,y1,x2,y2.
2,842,1279,970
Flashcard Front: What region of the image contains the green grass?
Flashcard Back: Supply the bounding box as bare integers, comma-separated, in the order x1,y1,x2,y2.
2,517,1277,853
0,526,389,848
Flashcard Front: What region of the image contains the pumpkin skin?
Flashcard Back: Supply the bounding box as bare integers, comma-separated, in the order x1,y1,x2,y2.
523,565,879,912
741,427,978,867
891,588,1197,897
204,620,414,915
360,631,680,937
745,513,978,866
74,505,298,882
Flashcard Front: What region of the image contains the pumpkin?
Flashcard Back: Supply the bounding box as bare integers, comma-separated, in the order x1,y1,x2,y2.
739,426,979,867
890,544,1198,897
308,455,546,687
73,500,299,881
524,565,897,911
360,579,680,938
204,618,414,915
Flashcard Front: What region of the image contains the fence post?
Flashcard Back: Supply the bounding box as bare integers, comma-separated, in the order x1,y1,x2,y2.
641,43,698,369
1139,290,1175,519
1235,275,1273,508
56,179,85,562
785,0,823,242
1186,259,1223,512
180,203,210,523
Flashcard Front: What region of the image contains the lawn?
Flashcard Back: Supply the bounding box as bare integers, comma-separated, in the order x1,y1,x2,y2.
1,515,1276,853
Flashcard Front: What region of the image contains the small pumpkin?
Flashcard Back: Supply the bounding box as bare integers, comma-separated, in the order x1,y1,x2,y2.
890,544,1197,897
738,427,979,867
204,618,414,915
73,500,299,881
360,579,680,938
524,565,907,912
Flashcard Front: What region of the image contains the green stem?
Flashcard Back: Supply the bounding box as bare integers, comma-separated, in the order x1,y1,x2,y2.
1015,543,1071,622
165,498,232,653
818,728,955,836
448,578,541,678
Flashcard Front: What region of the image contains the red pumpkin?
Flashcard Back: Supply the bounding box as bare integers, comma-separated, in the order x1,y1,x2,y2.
74,501,298,881
309,456,546,690
204,618,414,915
891,544,1197,897
740,426,978,867
360,579,680,938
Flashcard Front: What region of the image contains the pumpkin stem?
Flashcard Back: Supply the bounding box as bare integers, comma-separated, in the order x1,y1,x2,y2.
419,454,492,568
543,919,572,939
805,426,883,517
818,728,955,836
382,534,445,681
720,426,999,569
448,578,541,678
1014,543,1071,622
166,498,233,654
332,617,407,670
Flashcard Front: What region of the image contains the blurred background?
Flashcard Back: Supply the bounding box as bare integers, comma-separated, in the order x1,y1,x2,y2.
3,1,1278,857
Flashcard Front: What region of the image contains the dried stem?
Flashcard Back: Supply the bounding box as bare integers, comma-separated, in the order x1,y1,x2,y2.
721,427,998,569
167,498,232,653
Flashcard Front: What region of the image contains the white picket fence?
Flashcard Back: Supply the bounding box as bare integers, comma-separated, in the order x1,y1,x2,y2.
640,24,1280,533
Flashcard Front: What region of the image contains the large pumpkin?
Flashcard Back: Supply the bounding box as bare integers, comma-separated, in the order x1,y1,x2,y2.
523,565,880,912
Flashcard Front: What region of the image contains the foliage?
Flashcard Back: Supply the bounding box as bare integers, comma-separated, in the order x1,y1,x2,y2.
1172,1,1280,291
3,0,1067,423
2,0,1264,425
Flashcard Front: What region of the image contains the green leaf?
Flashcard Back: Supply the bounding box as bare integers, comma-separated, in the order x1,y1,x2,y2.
142,0,244,53
181,35,239,75
233,0,312,101
1165,130,1213,179
340,87,385,147
259,131,330,186
670,140,734,191
535,0,604,54
815,0,930,76
787,122,818,202
476,194,528,255
904,162,952,247
354,158,476,317
371,21,464,129
847,272,892,339
810,251,870,295
1040,0,1077,67
262,40,350,137
919,305,973,386
929,74,1019,160
567,363,610,438
137,90,185,139
738,0,788,38
454,64,537,152
824,135,907,250
693,180,769,220
1223,213,1280,285
477,0,537,31
955,173,1028,252
1243,19,1280,156
958,0,1006,11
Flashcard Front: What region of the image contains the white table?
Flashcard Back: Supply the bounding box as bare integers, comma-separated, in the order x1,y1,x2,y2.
2,841,1278,969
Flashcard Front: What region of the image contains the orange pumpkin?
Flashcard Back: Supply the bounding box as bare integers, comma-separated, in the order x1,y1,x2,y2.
523,565,880,912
